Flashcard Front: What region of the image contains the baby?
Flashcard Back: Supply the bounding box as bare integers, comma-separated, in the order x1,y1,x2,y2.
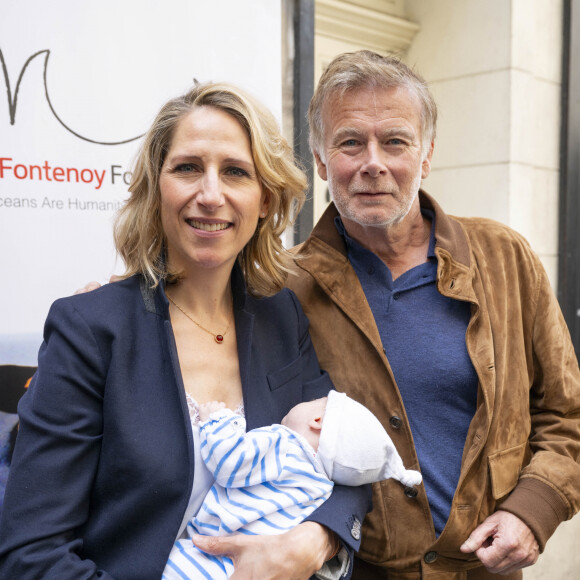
162,391,422,579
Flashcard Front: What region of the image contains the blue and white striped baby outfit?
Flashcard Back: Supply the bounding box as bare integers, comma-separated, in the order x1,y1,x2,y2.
162,409,333,580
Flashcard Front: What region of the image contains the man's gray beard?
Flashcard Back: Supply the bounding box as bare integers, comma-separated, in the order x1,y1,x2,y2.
329,176,421,228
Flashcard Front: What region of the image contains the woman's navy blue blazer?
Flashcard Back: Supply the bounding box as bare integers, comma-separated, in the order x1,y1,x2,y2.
0,266,370,579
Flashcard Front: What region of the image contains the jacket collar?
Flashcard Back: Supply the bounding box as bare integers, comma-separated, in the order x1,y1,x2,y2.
302,190,471,269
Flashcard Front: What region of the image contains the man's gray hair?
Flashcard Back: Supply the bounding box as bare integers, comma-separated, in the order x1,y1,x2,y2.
308,50,437,157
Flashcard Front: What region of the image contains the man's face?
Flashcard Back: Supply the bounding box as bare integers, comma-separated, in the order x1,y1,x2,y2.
315,85,433,240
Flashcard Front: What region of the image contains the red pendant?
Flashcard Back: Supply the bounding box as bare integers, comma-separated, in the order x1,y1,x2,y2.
215,334,224,344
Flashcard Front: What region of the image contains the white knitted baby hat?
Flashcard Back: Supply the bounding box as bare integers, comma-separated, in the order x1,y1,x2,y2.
317,391,422,487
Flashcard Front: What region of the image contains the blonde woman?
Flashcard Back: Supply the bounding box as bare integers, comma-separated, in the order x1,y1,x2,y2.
0,83,370,580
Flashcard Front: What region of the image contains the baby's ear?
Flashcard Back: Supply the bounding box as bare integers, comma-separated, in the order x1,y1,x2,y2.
309,416,323,432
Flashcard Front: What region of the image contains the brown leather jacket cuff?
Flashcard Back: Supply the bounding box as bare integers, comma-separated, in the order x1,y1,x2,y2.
499,477,569,552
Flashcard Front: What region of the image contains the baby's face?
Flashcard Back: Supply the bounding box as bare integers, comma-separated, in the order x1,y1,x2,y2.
281,397,328,449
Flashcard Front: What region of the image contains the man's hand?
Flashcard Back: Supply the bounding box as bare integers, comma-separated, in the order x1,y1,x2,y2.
460,510,539,575
191,521,338,580
73,275,121,295
74,281,102,295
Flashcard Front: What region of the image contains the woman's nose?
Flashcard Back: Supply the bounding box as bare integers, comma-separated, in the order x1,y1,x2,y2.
197,170,224,208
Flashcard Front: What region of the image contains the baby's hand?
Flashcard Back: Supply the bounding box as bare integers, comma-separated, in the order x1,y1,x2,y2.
199,401,226,422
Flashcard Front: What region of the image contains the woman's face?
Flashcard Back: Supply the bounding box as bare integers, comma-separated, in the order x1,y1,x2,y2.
159,106,269,276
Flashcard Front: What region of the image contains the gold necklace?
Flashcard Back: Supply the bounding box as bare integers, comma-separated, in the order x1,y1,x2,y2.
167,294,232,344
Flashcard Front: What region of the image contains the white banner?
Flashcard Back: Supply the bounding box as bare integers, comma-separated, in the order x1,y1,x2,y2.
0,0,283,363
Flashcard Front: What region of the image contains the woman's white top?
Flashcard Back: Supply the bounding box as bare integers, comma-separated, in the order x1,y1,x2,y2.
175,394,244,539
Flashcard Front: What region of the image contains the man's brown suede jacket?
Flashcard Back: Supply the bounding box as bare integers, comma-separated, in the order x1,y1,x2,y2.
286,191,580,577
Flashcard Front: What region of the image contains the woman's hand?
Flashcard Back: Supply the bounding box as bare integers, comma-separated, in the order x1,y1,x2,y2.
192,522,338,580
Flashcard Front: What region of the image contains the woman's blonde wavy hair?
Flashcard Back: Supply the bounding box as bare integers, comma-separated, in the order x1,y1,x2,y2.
114,82,307,297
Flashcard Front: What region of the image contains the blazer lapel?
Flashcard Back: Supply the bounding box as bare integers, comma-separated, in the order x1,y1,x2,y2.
234,306,256,428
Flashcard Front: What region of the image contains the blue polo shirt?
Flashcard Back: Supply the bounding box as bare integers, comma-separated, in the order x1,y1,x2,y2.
336,212,478,536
